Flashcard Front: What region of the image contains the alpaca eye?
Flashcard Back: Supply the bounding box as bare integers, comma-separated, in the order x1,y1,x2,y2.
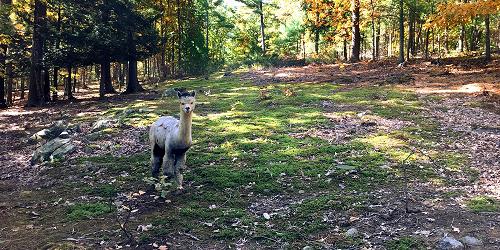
181,103,185,105
190,102,193,104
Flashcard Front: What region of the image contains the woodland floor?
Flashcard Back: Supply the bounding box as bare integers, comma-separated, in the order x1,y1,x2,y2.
0,57,499,249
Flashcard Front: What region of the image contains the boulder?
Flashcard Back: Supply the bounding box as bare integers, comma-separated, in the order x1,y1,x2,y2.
31,138,75,164
91,119,118,132
30,120,68,141
51,142,76,161
437,236,464,250
460,236,482,247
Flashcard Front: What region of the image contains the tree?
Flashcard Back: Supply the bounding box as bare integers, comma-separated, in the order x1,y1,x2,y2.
27,0,47,107
237,0,267,54
485,14,490,61
398,0,405,64
350,0,361,62
0,0,11,108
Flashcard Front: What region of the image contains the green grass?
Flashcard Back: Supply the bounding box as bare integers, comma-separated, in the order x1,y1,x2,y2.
66,202,114,221
466,196,499,212
26,74,478,248
387,237,425,250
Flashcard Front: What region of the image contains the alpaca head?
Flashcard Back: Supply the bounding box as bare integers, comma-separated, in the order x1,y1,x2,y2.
177,91,196,114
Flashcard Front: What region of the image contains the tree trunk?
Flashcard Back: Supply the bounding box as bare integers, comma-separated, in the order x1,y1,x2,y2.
370,0,376,60
0,0,12,108
6,64,12,105
425,29,430,59
350,0,361,62
43,68,50,101
20,78,25,99
376,18,380,59
52,5,61,101
27,0,47,107
65,65,74,100
177,0,182,75
485,14,491,61
343,38,348,61
315,28,320,54
100,60,115,97
388,26,393,57
0,45,6,108
398,0,405,64
72,67,77,93
259,0,266,55
125,32,143,93
459,25,466,52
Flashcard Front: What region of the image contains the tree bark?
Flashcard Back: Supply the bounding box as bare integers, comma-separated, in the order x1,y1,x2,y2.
398,0,405,64
485,14,491,61
425,29,430,59
376,18,380,59
43,68,50,101
27,0,47,107
350,0,361,62
125,32,143,93
65,65,74,100
259,0,266,54
0,44,7,108
20,78,25,99
343,38,348,61
6,64,12,105
370,0,376,60
100,59,115,97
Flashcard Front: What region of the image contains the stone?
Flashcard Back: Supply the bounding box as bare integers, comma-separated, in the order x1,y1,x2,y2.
263,213,271,220
51,142,76,161
31,138,74,164
437,236,464,250
59,131,70,139
30,120,68,141
302,246,313,250
346,228,358,237
91,119,118,132
460,236,482,246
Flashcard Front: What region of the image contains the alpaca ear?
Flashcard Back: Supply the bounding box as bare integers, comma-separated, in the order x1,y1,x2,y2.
191,91,196,97
177,91,182,98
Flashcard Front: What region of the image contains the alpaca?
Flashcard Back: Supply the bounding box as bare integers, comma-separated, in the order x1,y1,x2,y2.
149,91,196,190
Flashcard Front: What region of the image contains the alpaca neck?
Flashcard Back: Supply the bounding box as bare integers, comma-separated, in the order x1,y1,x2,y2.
178,111,192,146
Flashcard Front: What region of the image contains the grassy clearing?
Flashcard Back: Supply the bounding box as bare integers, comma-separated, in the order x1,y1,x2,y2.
24,74,477,248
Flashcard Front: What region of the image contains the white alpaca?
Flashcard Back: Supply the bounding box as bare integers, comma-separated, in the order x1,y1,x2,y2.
149,91,196,190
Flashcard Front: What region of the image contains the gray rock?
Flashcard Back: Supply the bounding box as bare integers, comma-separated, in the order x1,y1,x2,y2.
59,131,70,139
51,142,75,161
437,236,464,250
302,246,313,250
346,228,359,237
91,119,118,132
30,120,68,141
163,88,178,97
31,138,74,164
460,236,482,246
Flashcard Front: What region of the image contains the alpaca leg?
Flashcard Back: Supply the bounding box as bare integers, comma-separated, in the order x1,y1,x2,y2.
151,144,164,179
162,151,175,180
174,153,186,189
151,156,161,179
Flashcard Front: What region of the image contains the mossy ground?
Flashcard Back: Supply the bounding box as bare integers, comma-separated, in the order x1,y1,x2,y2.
1,68,497,249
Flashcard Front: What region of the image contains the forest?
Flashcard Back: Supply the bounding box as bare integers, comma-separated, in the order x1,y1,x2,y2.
0,0,499,249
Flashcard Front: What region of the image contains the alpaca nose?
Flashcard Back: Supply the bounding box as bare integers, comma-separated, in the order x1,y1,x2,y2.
185,107,191,112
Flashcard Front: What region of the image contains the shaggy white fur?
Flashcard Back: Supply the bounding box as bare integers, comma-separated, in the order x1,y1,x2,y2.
149,91,196,190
